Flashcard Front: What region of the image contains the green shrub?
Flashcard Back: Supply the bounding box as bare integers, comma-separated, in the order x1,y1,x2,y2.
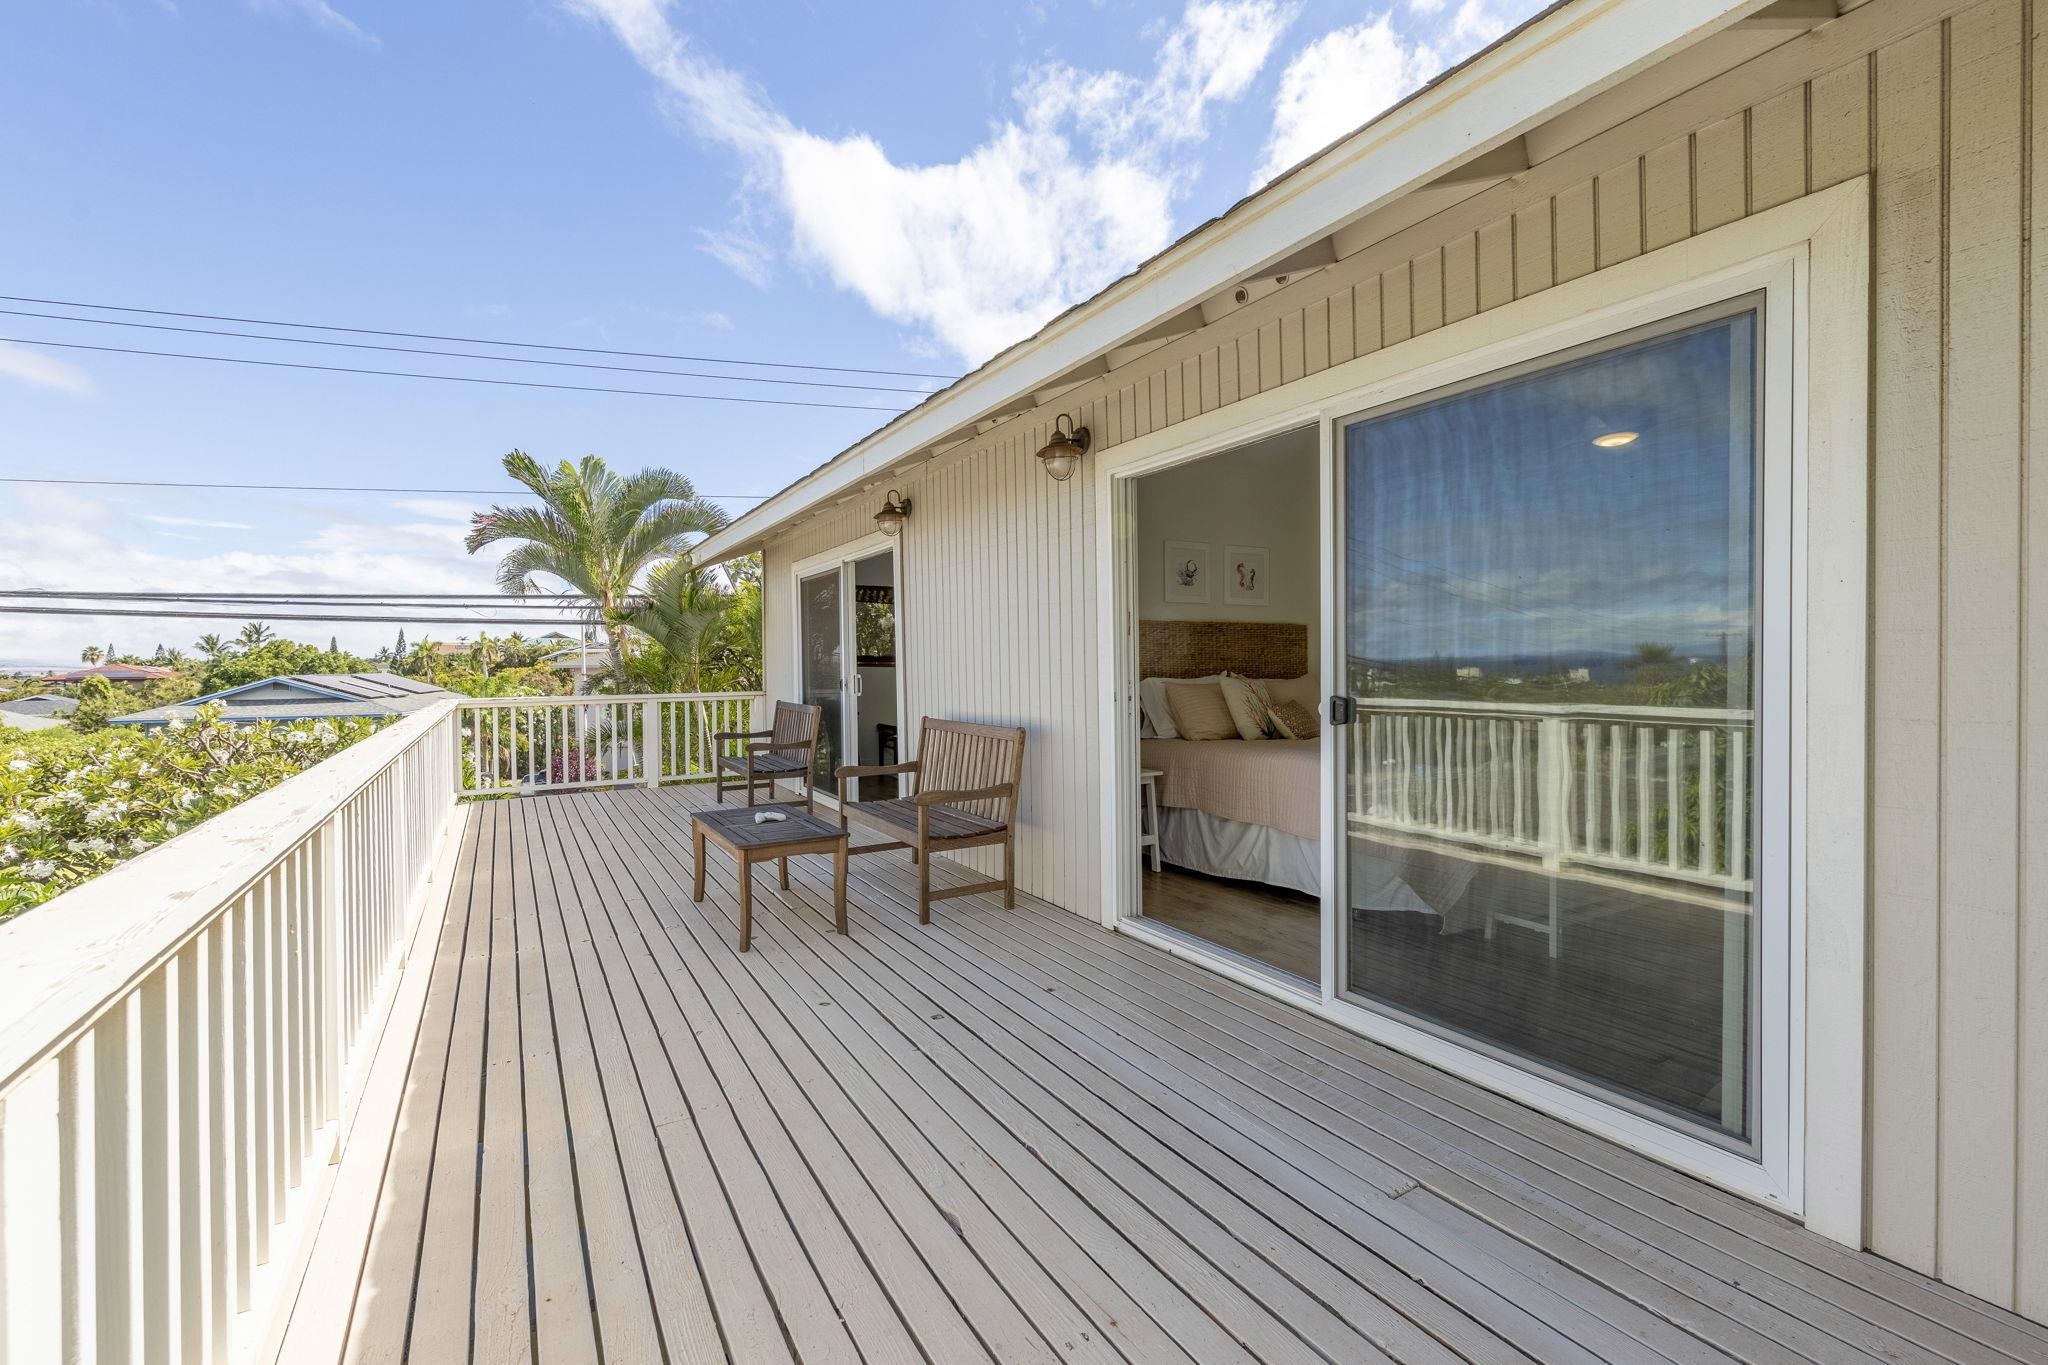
0,704,376,921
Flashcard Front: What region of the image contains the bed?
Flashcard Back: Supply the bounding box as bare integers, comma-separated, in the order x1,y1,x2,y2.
1136,620,1477,922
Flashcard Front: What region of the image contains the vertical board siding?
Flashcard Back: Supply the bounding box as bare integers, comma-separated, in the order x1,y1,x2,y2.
753,0,2043,1312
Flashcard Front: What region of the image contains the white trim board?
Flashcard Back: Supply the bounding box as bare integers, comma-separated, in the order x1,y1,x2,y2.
1092,178,1869,1240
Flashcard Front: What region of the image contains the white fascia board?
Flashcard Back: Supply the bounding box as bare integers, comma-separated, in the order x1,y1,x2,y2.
692,0,1770,565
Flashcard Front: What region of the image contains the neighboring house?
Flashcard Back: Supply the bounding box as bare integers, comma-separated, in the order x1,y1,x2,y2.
36,663,176,686
0,694,77,732
537,644,608,672
109,672,453,728
682,0,2048,1317
427,641,470,657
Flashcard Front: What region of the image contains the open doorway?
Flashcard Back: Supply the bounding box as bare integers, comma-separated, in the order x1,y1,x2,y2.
1130,426,1322,983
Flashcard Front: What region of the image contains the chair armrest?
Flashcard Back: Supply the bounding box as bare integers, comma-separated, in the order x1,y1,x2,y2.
836,760,920,804
747,739,814,752
915,783,1016,807
835,761,920,780
712,728,773,743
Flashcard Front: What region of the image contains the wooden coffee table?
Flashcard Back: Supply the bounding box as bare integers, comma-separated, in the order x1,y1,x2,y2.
691,803,849,951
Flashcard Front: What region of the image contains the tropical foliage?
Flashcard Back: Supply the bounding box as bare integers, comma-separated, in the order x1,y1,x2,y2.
198,639,374,694
618,558,762,694
0,706,375,920
465,450,728,676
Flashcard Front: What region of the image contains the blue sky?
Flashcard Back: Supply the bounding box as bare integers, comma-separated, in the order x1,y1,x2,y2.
0,0,1538,666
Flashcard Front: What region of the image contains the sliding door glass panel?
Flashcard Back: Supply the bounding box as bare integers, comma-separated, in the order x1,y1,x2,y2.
1340,303,1760,1146
799,569,845,790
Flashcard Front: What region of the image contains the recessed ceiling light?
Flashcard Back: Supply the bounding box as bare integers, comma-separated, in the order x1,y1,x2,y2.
1591,431,1640,448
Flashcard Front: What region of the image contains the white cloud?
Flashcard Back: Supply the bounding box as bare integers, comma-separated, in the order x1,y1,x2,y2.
0,343,96,397
251,0,378,46
568,0,1288,363
140,514,254,531
693,310,734,332
1252,1,1537,188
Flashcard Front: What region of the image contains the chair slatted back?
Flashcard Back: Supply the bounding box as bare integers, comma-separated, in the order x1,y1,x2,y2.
770,701,821,747
912,718,1026,825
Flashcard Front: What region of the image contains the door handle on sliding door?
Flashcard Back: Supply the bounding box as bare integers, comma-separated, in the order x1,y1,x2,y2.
1327,695,1354,726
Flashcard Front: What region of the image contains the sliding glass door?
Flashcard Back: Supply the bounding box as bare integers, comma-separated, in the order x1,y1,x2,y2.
1334,300,1764,1149
798,568,845,791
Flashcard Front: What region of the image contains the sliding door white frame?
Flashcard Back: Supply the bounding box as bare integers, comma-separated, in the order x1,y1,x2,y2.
790,531,905,808
1090,179,1867,1235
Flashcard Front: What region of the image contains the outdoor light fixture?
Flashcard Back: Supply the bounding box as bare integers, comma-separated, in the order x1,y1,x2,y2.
873,488,911,536
1591,431,1640,449
1036,413,1092,482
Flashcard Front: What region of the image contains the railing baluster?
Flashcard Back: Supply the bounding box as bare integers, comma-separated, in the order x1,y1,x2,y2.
1700,729,1719,875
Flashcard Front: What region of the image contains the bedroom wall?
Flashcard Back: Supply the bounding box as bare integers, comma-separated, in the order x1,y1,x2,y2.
758,0,2046,1307
1132,427,1319,679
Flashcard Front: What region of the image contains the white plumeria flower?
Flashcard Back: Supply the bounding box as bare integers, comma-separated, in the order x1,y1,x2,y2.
6,758,29,773
13,811,43,833
109,779,131,791
21,859,57,880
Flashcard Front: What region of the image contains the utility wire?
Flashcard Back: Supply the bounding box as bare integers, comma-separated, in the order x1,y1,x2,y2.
0,307,938,394
0,604,594,626
0,292,959,380
0,475,769,501
0,590,595,602
0,336,909,412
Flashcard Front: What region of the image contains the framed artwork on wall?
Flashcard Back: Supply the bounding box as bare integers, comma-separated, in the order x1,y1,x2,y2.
1164,541,1210,602
1224,545,1269,605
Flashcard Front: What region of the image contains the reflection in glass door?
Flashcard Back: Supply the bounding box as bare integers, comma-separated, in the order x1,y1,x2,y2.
799,569,844,791
1337,302,1762,1148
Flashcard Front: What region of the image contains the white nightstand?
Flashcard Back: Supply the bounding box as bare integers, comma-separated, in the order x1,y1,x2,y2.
1138,767,1163,873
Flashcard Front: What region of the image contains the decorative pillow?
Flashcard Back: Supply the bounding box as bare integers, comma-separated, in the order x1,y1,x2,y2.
1263,673,1318,712
1268,698,1320,740
1164,679,1237,741
1218,673,1277,740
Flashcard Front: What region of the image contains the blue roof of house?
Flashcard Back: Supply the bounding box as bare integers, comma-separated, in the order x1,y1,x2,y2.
111,673,453,727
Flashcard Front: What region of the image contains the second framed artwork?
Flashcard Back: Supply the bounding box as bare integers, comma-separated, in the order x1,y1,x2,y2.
1223,545,1269,605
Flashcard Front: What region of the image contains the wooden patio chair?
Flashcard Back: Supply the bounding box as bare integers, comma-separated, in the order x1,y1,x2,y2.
713,700,823,811
835,718,1027,924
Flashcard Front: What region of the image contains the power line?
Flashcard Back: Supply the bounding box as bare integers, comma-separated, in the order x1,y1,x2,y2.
0,604,594,626
0,336,909,412
1,591,593,602
0,292,959,381
0,307,938,394
0,475,769,501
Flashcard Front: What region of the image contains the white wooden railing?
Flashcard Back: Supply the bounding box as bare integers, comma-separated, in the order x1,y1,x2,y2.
454,692,761,797
1351,697,1754,894
0,699,460,1365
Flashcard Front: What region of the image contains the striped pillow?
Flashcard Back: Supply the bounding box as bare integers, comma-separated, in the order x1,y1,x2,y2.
1164,679,1237,741
1268,699,1320,740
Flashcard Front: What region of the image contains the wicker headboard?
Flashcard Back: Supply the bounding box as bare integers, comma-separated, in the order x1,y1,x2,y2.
1138,619,1308,679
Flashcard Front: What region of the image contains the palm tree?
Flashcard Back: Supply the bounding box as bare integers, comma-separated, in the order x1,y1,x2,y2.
195,633,231,661
473,632,503,678
79,645,104,665
237,621,276,649
621,560,738,692
466,451,728,679
404,639,438,677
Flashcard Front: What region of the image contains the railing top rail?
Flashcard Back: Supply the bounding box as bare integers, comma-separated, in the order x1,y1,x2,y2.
0,697,460,1096
1351,696,1755,723
453,691,762,710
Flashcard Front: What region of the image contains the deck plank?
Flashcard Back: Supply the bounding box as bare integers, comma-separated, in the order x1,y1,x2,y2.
596,790,1323,1365
334,787,2048,1365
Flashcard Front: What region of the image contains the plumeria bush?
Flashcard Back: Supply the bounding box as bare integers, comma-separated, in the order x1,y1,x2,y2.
0,704,376,921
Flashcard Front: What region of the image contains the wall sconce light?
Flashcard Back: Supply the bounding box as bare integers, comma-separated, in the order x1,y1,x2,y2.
1035,413,1092,482
873,488,911,536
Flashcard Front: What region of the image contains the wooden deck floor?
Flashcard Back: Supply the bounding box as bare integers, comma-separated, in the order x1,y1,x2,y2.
330,784,2048,1365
